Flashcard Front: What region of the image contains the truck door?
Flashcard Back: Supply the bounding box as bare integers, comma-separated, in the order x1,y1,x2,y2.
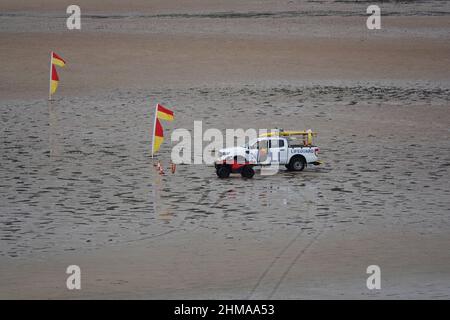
247,140,259,163
257,139,270,164
269,138,288,164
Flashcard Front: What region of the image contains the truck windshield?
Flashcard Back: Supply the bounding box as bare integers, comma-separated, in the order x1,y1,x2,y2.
243,140,257,149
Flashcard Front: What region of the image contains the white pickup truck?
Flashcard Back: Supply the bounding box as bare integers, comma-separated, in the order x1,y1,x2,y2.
214,131,321,178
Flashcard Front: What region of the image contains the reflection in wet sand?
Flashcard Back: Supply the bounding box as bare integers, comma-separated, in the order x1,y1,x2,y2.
48,101,62,160
152,170,174,223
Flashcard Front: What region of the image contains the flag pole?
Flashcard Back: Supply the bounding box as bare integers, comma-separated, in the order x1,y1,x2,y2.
48,51,53,101
151,103,158,158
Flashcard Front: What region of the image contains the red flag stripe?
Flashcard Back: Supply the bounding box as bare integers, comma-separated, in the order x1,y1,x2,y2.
157,104,173,116
51,64,59,81
154,118,164,137
52,52,66,64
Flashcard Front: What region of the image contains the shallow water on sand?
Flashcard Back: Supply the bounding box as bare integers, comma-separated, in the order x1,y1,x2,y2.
1,84,449,257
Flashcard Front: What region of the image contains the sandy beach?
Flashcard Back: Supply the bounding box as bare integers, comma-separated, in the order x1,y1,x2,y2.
0,1,449,299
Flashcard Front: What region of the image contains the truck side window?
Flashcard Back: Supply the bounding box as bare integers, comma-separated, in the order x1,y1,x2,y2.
258,140,269,162
269,139,284,148
259,140,268,150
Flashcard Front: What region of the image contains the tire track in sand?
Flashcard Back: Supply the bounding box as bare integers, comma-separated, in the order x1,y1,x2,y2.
247,187,328,299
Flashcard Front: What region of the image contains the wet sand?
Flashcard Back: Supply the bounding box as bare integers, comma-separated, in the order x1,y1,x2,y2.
0,1,450,299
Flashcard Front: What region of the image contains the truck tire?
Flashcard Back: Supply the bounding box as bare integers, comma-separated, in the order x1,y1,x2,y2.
216,165,231,178
241,165,255,179
287,156,306,171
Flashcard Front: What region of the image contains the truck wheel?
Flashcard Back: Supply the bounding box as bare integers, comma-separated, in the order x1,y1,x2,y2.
241,165,255,179
288,156,306,171
216,165,231,178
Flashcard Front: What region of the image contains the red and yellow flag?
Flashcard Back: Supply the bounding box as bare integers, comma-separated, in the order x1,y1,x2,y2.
52,52,66,67
49,51,65,99
156,104,174,121
152,118,164,155
151,104,174,156
50,64,59,95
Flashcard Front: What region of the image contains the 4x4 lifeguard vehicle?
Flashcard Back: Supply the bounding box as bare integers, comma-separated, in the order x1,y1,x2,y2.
214,130,321,178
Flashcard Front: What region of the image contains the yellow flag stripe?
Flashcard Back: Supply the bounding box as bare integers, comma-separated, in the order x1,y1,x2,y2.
157,111,174,121
153,136,164,154
52,58,65,67
50,80,58,94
